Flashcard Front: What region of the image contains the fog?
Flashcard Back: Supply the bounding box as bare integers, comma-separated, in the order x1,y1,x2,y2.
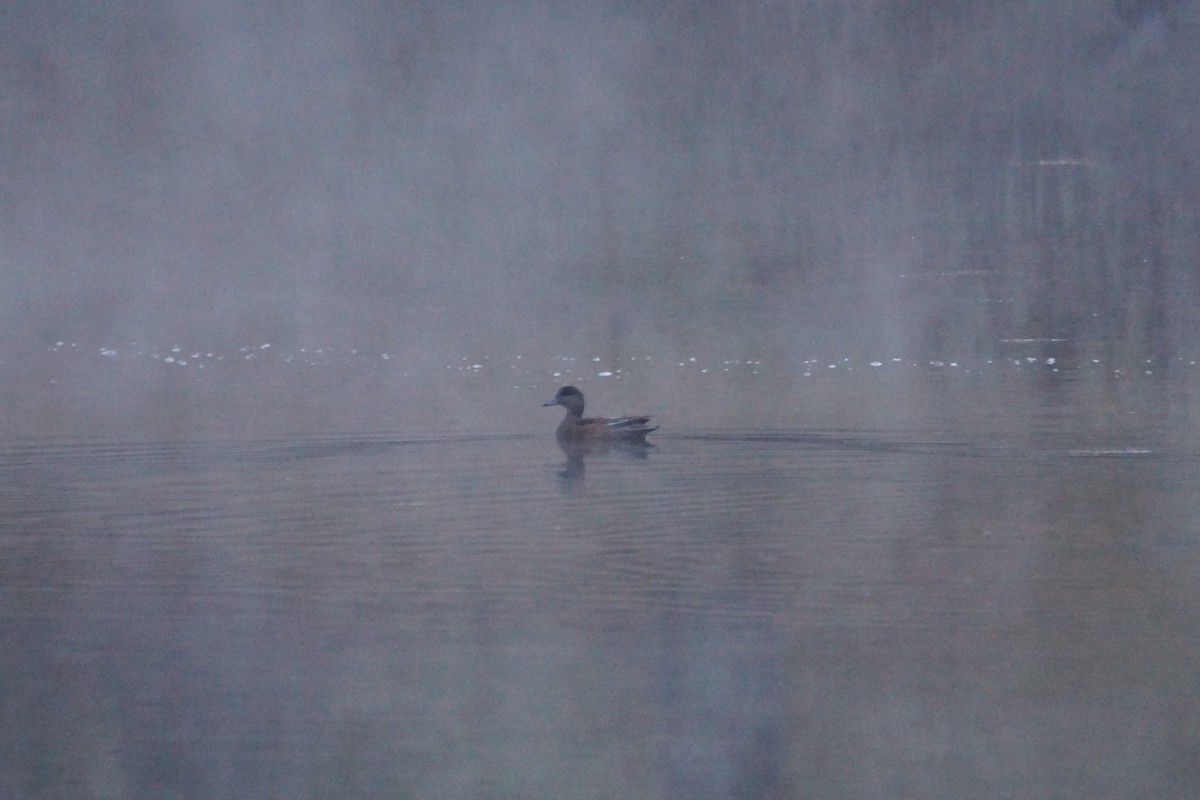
7,6,1200,795
3,0,1198,436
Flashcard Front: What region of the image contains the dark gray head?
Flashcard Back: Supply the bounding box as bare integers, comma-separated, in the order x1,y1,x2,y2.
543,385,585,416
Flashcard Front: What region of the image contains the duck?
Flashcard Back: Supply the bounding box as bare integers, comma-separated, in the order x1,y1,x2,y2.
542,385,657,442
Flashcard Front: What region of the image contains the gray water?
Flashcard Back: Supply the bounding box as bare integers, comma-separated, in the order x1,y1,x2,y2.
5,372,1200,799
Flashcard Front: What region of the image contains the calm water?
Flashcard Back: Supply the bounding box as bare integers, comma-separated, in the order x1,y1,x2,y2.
4,377,1200,797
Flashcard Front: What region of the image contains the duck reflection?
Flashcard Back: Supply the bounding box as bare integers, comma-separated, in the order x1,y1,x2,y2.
554,436,653,483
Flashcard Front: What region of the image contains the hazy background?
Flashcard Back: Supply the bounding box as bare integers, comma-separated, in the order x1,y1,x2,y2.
5,5,1200,796
3,0,1198,437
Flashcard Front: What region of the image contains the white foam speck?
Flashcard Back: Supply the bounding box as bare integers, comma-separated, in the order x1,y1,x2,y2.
1046,357,1056,365
101,348,116,357
869,361,882,367
598,371,612,377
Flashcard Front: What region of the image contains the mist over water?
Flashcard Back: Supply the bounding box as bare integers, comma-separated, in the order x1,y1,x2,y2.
6,5,1200,797
3,1,1199,436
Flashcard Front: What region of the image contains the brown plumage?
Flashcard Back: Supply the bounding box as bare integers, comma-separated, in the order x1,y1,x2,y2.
542,385,657,442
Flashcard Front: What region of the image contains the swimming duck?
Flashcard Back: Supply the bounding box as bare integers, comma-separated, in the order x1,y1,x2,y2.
543,385,657,442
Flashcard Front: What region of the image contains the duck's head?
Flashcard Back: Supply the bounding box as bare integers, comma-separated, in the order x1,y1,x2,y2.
543,385,585,415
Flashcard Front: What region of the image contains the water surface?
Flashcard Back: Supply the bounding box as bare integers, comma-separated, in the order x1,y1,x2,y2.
4,416,1199,798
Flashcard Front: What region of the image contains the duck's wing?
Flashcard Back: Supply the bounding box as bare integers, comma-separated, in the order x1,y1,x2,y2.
604,416,658,436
